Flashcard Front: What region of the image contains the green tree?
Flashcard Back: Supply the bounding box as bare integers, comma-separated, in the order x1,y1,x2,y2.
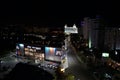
65,73,75,80
55,66,65,80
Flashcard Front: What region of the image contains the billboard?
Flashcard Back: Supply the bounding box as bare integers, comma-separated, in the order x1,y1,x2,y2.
102,53,109,58
45,47,63,62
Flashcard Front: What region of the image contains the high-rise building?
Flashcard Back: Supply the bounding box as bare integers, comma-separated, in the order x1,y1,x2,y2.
104,27,120,50
81,16,99,49
81,16,120,50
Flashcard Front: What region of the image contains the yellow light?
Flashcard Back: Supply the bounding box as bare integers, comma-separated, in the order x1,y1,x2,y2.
61,68,65,72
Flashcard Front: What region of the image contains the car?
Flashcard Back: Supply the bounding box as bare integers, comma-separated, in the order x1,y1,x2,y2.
37,63,42,68
47,64,53,69
52,65,58,70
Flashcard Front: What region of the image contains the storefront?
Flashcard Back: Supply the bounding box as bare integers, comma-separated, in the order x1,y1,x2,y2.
24,45,44,63
16,43,45,63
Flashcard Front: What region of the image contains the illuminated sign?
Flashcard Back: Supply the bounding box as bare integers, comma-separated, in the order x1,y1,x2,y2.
56,51,62,56
45,47,63,62
102,53,109,57
64,24,78,33
16,43,25,56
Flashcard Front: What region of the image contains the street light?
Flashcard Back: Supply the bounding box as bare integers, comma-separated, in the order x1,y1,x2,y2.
115,51,118,55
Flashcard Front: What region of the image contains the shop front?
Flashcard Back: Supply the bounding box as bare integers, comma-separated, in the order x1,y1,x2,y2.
16,43,45,63
24,45,45,63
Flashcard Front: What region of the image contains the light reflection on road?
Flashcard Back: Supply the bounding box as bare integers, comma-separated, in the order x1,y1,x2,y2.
65,43,95,80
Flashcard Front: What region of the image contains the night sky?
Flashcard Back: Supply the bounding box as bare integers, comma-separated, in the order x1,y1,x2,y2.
0,1,120,27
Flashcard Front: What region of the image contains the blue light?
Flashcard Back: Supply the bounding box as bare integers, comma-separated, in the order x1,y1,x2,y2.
45,47,49,54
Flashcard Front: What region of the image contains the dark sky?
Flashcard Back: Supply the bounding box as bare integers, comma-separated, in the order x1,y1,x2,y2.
0,1,120,27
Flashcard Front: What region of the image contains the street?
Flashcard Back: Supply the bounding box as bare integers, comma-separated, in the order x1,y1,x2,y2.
65,42,95,80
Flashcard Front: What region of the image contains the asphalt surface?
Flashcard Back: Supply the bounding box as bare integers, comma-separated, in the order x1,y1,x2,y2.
65,42,95,80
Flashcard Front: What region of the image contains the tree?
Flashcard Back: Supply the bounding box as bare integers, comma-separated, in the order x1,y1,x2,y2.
65,73,75,80
55,66,65,80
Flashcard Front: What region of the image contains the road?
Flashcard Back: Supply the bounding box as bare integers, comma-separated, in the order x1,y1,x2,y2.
65,42,95,80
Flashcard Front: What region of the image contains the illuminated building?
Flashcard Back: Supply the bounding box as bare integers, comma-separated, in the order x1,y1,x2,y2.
104,27,120,50
45,47,64,63
81,16,120,50
81,16,99,49
16,43,45,63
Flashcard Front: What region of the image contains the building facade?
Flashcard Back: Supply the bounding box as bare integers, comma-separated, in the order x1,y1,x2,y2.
81,16,120,50
81,17,99,49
